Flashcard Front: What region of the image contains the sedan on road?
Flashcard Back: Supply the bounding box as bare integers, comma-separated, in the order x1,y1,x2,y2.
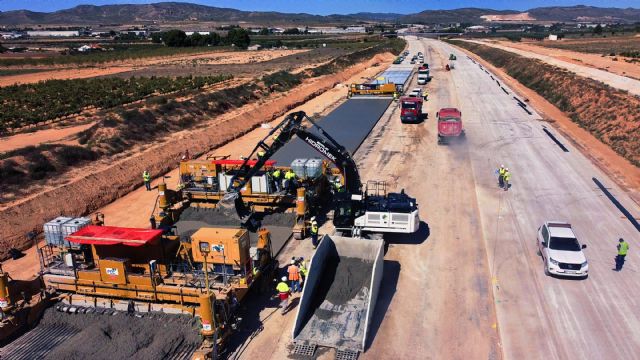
537,221,588,278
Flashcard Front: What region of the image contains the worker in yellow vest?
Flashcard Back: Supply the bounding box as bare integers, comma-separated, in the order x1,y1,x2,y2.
284,169,297,193
271,168,282,192
615,238,630,271
310,217,319,249
496,164,506,188
503,168,511,191
276,277,291,315
143,170,151,191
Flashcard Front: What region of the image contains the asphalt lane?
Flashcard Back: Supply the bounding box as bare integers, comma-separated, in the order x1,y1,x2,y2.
431,39,640,359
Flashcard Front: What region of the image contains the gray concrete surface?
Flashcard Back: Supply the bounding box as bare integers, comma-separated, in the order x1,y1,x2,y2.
439,39,640,359
466,39,640,96
271,98,391,165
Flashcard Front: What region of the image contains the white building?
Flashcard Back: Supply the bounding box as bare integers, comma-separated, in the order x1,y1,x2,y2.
185,31,211,36
465,25,488,33
26,30,80,37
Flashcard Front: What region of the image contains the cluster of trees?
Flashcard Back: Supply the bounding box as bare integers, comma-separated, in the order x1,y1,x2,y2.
0,74,230,134
151,28,251,48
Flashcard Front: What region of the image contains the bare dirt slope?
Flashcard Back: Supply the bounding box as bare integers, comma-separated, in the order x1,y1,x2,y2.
0,122,95,152
467,39,640,96
436,38,640,359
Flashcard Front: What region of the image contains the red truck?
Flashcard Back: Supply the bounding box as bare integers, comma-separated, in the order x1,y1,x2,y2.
400,96,423,123
436,107,464,144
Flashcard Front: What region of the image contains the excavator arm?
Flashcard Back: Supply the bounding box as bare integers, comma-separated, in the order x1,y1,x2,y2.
220,111,361,219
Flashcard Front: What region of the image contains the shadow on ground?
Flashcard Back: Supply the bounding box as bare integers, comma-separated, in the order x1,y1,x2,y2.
366,260,400,350
385,221,430,245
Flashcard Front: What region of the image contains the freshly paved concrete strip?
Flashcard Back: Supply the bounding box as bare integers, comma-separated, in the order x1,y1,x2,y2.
437,38,640,359
271,98,392,166
466,39,640,96
371,70,412,85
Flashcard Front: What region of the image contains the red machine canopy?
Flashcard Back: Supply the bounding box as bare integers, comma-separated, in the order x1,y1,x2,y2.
66,226,163,247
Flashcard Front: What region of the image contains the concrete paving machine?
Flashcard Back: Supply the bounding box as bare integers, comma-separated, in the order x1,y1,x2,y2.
347,83,403,98
219,111,420,239
36,219,279,359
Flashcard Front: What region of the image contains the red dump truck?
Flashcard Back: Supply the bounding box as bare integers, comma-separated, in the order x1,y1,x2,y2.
400,96,423,123
436,107,464,144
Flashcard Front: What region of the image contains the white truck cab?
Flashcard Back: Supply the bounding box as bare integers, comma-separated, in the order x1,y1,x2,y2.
408,88,423,98
537,221,588,278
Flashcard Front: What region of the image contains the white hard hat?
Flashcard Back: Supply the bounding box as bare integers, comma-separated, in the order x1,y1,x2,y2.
505,168,509,171
500,164,504,168
310,216,316,221
291,259,296,265
281,276,287,282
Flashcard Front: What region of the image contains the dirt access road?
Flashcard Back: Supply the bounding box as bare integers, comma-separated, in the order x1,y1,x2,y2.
436,38,640,359
465,39,640,96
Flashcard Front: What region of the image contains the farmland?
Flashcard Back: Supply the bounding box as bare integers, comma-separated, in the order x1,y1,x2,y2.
0,74,232,133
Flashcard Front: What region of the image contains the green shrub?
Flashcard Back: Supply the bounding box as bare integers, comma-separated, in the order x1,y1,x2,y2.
54,146,97,166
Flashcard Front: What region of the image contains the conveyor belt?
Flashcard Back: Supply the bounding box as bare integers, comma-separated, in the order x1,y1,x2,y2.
272,98,392,166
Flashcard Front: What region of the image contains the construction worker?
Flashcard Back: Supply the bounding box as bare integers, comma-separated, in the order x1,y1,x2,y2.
503,168,511,191
298,257,308,288
284,169,297,193
257,150,266,159
143,170,151,191
496,164,506,188
276,276,291,315
615,238,630,271
310,217,319,249
272,168,282,192
288,259,300,293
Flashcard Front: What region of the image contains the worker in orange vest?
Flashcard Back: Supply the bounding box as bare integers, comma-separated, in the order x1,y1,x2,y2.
288,259,300,293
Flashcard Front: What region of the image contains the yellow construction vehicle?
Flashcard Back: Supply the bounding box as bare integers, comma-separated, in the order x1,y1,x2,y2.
38,222,277,359
0,266,50,345
347,82,403,97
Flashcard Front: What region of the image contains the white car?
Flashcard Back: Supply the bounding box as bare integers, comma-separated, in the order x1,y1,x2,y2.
537,221,588,278
408,88,422,98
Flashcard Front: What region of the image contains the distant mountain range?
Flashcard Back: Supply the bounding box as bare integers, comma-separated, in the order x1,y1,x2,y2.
0,3,638,26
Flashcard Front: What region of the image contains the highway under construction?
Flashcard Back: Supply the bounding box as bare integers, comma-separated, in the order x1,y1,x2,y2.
1,35,640,360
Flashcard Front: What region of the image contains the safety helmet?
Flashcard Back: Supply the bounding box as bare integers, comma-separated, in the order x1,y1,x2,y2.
291,259,296,265
310,216,316,221
505,168,509,171
281,276,287,282
500,164,504,168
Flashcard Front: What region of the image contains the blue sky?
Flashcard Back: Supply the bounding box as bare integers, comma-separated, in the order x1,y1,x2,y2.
0,0,636,14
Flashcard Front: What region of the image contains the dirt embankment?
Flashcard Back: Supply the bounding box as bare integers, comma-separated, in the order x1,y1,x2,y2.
0,52,395,259
451,40,640,167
